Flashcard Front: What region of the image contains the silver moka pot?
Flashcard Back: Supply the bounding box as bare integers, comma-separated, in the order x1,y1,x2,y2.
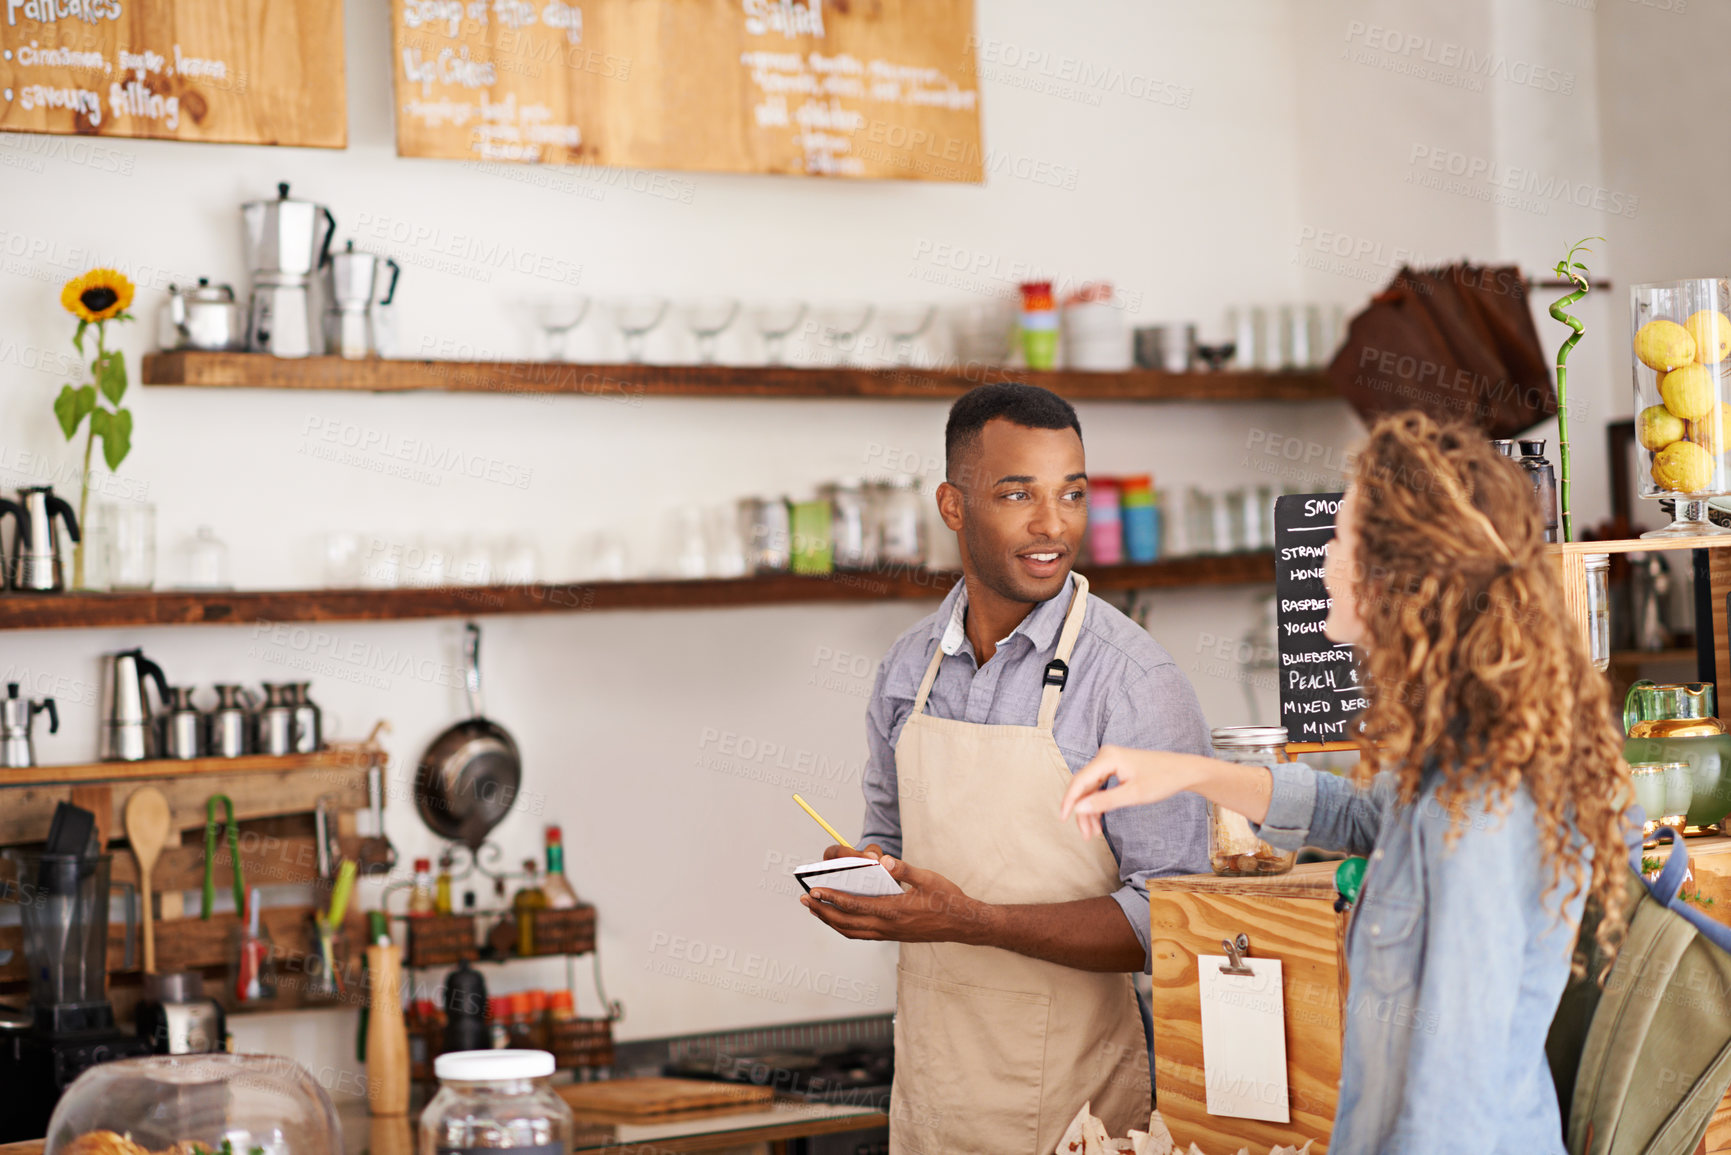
0,683,57,768
98,649,171,762
8,486,80,592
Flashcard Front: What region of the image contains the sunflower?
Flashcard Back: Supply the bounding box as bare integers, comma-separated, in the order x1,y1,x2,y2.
61,268,135,323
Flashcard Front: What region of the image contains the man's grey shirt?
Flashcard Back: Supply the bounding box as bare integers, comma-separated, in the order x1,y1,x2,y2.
859,572,1211,970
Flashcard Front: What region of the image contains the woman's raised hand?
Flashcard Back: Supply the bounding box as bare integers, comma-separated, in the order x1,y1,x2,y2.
1061,745,1204,840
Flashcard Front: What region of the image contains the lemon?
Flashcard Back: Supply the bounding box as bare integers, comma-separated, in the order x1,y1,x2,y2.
1653,439,1717,493
1689,407,1725,455
1637,318,1696,371
1687,310,1731,365
1641,404,1687,451
1661,363,1718,420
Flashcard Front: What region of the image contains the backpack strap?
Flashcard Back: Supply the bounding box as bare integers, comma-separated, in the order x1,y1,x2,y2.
1648,1031,1731,1154
1646,829,1731,956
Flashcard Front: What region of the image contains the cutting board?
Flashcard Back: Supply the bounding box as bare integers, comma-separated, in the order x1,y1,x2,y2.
558,1077,776,1118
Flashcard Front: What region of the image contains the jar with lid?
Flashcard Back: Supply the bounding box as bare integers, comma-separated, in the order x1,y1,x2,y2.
1207,726,1297,877
1583,553,1610,672
877,476,927,567
821,480,871,570
421,1049,573,1155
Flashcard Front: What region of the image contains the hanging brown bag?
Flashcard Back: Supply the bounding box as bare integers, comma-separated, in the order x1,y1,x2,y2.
1327,263,1556,437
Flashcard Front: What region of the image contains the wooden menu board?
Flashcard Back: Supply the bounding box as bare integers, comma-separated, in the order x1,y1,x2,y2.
390,0,981,181
1274,492,1366,744
0,0,345,147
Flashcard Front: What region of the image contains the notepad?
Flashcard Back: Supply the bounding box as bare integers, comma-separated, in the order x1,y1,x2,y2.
794,857,903,899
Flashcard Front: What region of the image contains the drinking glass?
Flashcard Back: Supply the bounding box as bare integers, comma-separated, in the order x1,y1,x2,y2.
607,296,669,362
948,300,1016,366
1631,278,1731,537
813,302,875,366
323,532,364,587
754,300,807,365
454,537,497,586
880,304,936,365
104,500,156,590
682,297,740,364
497,537,540,586
530,295,589,361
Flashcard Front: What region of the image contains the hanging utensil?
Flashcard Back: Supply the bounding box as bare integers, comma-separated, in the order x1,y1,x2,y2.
124,788,171,975
201,795,245,920
414,623,522,851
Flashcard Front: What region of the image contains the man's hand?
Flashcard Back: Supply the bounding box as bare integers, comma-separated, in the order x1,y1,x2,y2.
802,855,996,945
822,842,883,861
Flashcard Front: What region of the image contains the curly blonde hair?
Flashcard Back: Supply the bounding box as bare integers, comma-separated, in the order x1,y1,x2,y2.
1347,412,1628,971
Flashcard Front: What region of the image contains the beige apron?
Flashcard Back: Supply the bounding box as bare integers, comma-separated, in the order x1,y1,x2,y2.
890,574,1152,1155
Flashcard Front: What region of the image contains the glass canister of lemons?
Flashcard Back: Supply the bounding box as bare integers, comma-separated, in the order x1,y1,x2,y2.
1633,279,1731,537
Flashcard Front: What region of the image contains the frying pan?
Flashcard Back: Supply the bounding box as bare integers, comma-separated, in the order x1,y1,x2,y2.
415,623,522,850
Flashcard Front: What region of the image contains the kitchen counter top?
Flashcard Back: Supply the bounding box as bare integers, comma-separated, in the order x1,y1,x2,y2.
0,1096,888,1155
352,1095,886,1154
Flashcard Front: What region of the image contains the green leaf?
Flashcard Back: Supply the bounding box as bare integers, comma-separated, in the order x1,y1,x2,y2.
100,407,132,470
71,319,87,356
53,385,82,439
88,408,108,439
96,351,127,404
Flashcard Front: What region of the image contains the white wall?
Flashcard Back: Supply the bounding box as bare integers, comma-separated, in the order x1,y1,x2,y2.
0,0,1354,1089
3,0,1672,1094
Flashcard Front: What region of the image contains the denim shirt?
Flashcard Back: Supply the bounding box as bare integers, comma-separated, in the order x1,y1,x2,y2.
1258,762,1584,1155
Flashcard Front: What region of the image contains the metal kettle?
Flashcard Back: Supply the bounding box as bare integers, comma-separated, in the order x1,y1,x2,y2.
8,486,80,592
167,279,248,351
0,682,57,769
99,649,172,762
161,686,204,761
206,684,253,758
241,181,336,277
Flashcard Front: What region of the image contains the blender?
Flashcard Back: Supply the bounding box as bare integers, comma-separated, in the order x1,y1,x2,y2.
242,182,336,358
0,803,147,1141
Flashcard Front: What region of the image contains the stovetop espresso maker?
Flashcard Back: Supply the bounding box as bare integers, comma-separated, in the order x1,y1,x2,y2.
242,181,335,358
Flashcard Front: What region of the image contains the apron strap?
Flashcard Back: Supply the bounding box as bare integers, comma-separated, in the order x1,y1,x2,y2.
911,574,1091,723
1036,574,1089,730
910,638,946,715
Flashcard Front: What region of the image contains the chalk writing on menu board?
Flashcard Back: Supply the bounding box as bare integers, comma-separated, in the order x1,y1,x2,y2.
1273,493,1367,744
390,0,982,181
0,0,346,147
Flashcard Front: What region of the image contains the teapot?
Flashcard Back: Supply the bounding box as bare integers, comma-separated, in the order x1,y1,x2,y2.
167,279,248,351
1625,680,1725,739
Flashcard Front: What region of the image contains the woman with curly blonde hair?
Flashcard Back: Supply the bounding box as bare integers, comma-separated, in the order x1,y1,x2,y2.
1061,411,1630,1154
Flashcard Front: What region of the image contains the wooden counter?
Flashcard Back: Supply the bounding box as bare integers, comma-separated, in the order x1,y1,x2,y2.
1147,839,1731,1154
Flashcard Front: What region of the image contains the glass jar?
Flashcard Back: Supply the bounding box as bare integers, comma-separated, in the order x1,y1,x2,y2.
1583,553,1611,673
1629,761,1694,845
1630,278,1731,538
103,500,157,590
878,477,927,567
46,1054,340,1154
420,1049,573,1155
1208,726,1298,877
822,480,870,571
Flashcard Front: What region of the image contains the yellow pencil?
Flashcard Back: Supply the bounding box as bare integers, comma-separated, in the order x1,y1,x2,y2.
792,793,854,850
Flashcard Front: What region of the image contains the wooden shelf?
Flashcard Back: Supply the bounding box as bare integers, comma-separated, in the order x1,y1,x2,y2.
141,351,1337,402
0,554,1276,630
0,749,373,788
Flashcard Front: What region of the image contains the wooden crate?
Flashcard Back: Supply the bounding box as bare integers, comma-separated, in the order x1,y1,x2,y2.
0,746,379,998
405,914,480,968
531,905,596,956
550,1016,615,1070
1149,840,1731,1153
1147,863,1344,1154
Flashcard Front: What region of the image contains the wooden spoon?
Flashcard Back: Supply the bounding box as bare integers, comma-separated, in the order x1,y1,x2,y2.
124,787,171,975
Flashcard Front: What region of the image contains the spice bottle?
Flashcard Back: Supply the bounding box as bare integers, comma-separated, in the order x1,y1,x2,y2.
409,858,437,918
421,1050,573,1154
512,860,546,956
1207,726,1297,877
1517,438,1560,543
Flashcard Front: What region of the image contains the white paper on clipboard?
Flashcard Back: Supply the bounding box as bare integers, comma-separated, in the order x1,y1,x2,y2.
1197,955,1290,1123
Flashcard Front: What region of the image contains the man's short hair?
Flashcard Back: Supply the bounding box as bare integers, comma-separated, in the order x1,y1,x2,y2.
944,383,1083,483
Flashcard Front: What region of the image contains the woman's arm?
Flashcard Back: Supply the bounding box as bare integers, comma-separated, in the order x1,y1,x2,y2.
1061,747,1389,856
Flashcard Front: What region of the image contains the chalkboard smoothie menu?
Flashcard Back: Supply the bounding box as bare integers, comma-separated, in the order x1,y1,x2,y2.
1274,492,1367,744
390,0,982,180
